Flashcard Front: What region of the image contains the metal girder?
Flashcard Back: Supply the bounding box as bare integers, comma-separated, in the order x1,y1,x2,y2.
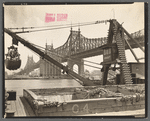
53,28,144,60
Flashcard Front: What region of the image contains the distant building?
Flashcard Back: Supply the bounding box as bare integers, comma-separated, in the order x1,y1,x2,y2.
84,69,90,78
128,62,145,79
40,43,61,78
107,70,120,80
90,70,102,80
29,68,40,77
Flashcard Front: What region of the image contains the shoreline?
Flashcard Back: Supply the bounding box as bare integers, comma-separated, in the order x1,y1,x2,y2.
5,77,73,80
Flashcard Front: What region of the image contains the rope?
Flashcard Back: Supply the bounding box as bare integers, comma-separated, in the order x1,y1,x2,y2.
8,21,98,30
8,20,109,33
12,20,109,34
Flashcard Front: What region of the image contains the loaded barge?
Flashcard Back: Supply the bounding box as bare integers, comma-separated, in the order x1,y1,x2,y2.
5,84,145,117
23,84,145,116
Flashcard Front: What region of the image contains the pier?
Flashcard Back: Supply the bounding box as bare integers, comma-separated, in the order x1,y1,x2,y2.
5,96,35,117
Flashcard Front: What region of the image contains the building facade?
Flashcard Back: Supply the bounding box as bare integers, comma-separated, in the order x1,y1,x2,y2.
40,43,61,78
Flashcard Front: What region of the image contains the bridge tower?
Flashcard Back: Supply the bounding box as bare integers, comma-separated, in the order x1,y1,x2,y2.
67,27,84,76
40,42,61,78
24,55,35,74
67,58,84,76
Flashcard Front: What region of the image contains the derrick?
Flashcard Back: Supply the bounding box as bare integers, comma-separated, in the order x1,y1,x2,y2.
100,19,144,85
4,28,96,86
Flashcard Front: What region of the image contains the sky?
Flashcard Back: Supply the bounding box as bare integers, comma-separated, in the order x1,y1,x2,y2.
4,3,145,75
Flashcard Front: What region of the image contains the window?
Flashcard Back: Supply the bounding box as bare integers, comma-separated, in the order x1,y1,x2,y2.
104,48,111,55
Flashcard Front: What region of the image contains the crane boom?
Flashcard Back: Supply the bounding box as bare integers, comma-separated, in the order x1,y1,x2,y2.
4,28,96,86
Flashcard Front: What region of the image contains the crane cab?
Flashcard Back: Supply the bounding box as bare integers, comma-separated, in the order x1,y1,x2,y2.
101,43,118,64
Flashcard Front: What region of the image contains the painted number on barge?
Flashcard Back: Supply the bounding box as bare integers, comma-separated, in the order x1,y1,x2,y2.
72,104,89,114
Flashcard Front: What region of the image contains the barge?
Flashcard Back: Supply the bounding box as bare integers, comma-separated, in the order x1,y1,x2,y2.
23,84,145,116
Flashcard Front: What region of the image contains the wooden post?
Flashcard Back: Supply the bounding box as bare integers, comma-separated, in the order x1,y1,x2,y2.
5,110,15,117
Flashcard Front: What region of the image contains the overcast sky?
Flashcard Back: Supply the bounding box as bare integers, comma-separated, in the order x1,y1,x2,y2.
4,3,145,75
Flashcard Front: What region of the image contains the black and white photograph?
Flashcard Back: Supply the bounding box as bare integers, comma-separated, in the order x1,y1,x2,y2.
4,3,145,117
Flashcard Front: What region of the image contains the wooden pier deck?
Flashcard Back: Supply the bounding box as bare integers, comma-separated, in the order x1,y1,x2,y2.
5,96,35,117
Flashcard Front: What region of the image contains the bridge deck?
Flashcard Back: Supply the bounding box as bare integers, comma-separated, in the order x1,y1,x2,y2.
62,41,144,62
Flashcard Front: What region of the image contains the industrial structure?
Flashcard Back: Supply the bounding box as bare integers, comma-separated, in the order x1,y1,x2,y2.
17,25,144,81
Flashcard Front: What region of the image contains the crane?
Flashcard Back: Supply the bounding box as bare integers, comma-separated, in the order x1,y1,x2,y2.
4,28,96,86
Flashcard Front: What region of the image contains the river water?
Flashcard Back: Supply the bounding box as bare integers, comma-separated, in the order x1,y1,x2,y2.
5,79,82,96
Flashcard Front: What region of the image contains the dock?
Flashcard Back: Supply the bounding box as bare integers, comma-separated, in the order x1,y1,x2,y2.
5,96,35,117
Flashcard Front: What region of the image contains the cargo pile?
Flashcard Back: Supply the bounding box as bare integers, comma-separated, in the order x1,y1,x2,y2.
73,86,145,100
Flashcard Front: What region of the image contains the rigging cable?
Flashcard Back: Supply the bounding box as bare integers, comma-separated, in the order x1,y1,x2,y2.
8,20,99,30
12,20,109,34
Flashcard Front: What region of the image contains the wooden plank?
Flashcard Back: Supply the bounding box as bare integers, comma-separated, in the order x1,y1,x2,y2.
10,101,18,116
15,97,26,116
17,96,27,116
5,101,12,111
19,97,31,116
19,97,35,116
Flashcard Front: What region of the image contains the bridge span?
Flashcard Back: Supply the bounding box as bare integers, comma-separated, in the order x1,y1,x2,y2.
55,29,144,62
18,28,144,76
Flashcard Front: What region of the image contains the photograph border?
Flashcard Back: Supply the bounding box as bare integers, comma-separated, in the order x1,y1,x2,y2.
1,1,149,120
